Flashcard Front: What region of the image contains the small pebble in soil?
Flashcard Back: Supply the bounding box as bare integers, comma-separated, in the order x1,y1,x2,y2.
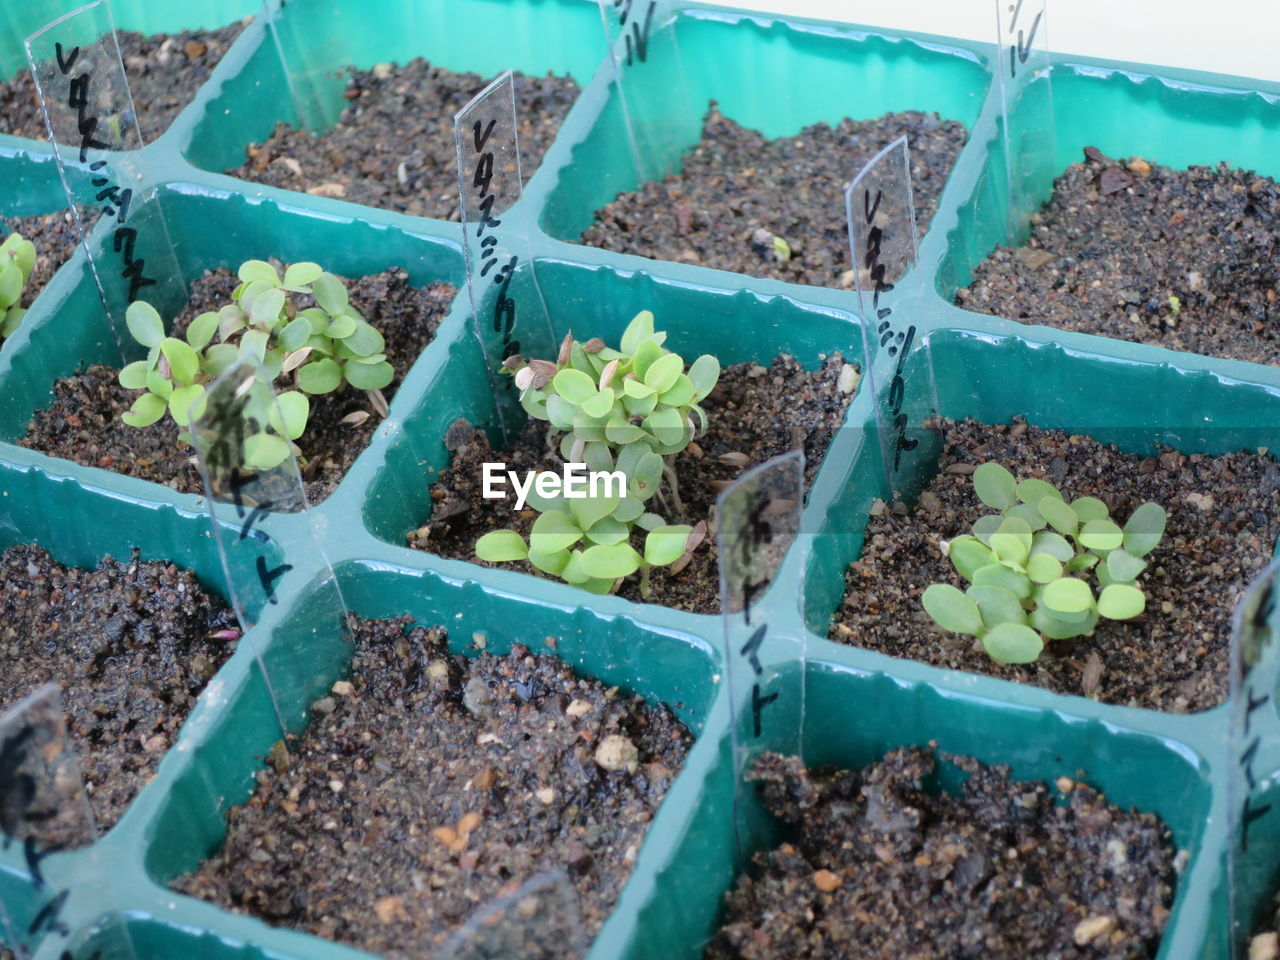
411,353,855,613
958,147,1280,366
832,416,1280,712
704,748,1177,960
227,61,580,219
0,544,235,833
0,24,246,143
19,266,455,503
173,617,692,960
581,103,967,287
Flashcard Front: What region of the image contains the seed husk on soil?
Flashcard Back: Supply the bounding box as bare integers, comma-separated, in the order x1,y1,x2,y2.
410,353,856,613
705,748,1177,960
227,61,580,219
957,147,1280,366
0,544,235,833
19,267,456,503
174,617,692,960
580,103,967,287
831,417,1280,713
0,24,246,144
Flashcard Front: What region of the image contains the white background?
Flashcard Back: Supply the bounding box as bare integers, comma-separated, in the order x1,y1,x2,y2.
699,0,1280,84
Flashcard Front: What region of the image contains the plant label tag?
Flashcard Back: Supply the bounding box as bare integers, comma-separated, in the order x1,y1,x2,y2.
0,685,99,959
845,135,928,498
454,70,556,442
1226,559,1280,959
433,870,586,960
595,0,694,184
716,451,804,860
24,1,185,360
993,0,1056,241
188,357,352,740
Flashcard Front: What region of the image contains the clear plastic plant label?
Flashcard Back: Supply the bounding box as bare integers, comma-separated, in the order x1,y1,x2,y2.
844,136,924,497
25,1,185,357
433,871,586,960
188,357,352,737
717,451,804,858
993,0,1056,240
1226,559,1280,959
0,685,97,959
454,70,555,441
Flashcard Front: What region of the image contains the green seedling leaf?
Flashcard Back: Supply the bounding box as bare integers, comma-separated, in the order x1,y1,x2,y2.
1038,497,1078,537
972,514,1004,546
644,525,692,566
1123,502,1166,557
145,369,173,399
643,405,685,449
568,491,619,532
530,510,584,554
251,287,287,325
283,262,324,287
624,378,656,399
972,564,1032,599
1071,497,1109,523
185,311,220,351
636,512,664,531
922,583,983,636
948,537,994,582
631,338,664,379
312,273,349,315
118,360,149,390
688,355,719,401
584,517,629,546
623,390,659,418
0,263,19,310
343,320,384,356
981,622,1044,664
1032,605,1096,640
1017,478,1062,504
240,328,269,366
553,368,596,404
1106,549,1146,583
659,374,695,408
1007,502,1046,532
344,359,394,391
1030,531,1073,562
238,259,280,285
204,342,240,377
528,546,570,577
1097,583,1146,620
1079,518,1123,552
269,390,310,440
244,432,291,471
161,337,200,384
579,542,642,579
1066,553,1100,572
990,515,1032,565
1025,553,1063,584
325,312,357,340
966,584,1026,629
168,383,206,427
615,496,645,523
476,530,529,562
644,353,682,394
1042,577,1094,614
582,441,614,474
545,395,575,431
973,462,1016,511
581,389,614,419
298,358,343,394
620,310,655,356
122,391,167,427
606,418,647,445
125,300,165,349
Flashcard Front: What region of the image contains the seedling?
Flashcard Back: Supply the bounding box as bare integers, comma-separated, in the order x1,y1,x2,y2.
118,260,392,469
475,310,718,596
922,462,1167,665
0,232,37,340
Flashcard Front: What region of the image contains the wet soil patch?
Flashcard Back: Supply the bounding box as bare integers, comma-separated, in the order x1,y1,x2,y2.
957,148,1280,366
19,268,456,503
830,417,1280,713
174,616,691,959
1,209,86,310
227,62,580,219
0,544,235,833
580,104,966,288
0,24,246,144
705,748,1177,960
411,353,857,613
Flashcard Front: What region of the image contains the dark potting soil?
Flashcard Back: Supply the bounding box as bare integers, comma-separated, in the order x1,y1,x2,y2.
0,24,246,144
830,418,1280,713
227,62,580,219
410,353,858,613
19,268,456,503
0,544,235,833
1,209,85,310
174,616,691,959
580,105,966,288
705,749,1177,960
957,148,1280,366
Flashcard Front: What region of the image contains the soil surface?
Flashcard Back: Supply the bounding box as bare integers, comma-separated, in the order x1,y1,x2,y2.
1,209,85,311
958,148,1280,366
174,617,692,960
19,268,456,503
411,353,857,613
227,62,580,219
581,104,966,287
706,749,1177,960
0,24,245,144
831,417,1280,713
0,544,235,833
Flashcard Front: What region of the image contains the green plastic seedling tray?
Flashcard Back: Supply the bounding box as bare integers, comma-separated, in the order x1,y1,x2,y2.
2,1,1280,958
